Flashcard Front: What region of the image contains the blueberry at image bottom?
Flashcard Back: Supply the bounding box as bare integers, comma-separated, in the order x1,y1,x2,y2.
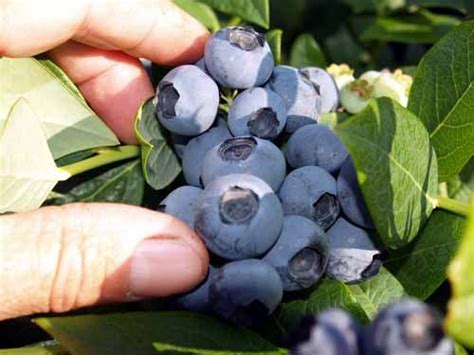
209,259,283,327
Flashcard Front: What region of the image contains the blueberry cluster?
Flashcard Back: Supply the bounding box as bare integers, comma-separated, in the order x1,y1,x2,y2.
154,26,382,326
287,299,454,355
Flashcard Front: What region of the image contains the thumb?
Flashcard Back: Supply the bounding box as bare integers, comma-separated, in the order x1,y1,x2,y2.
0,203,208,320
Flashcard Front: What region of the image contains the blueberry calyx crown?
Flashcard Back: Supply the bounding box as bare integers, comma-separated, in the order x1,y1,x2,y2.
219,186,259,224
247,107,279,138
300,69,321,96
361,253,384,279
219,137,257,161
228,26,265,51
312,193,340,230
156,81,179,119
288,247,325,288
402,310,444,351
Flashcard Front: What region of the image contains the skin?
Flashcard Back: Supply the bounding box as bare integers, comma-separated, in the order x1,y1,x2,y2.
0,0,210,321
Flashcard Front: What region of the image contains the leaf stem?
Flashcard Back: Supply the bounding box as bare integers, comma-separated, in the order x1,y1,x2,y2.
435,195,470,217
58,145,140,179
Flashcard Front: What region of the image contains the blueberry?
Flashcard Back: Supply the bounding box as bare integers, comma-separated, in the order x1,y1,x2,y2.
228,87,287,139
182,118,232,186
364,299,454,355
194,174,284,260
326,218,382,284
194,57,208,74
204,26,274,89
265,65,321,133
337,158,374,229
278,166,339,230
170,133,192,159
155,65,219,136
262,215,329,291
209,259,283,326
288,309,362,355
286,124,348,174
158,185,203,227
300,67,339,113
175,266,216,314
201,136,286,191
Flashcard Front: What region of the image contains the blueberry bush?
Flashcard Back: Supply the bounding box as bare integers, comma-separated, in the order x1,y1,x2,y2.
1,0,473,353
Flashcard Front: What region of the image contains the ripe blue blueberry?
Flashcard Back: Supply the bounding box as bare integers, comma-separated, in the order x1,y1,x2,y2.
300,67,339,113
201,136,286,191
204,26,274,89
175,266,216,314
337,158,374,229
262,215,329,291
364,299,454,355
228,87,287,139
278,166,339,230
194,57,208,74
265,65,321,133
155,65,219,136
326,218,382,284
194,174,284,260
158,185,203,228
182,118,232,187
288,309,362,355
209,259,283,326
286,124,348,174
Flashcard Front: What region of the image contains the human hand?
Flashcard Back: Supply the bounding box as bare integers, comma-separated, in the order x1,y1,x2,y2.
0,0,210,320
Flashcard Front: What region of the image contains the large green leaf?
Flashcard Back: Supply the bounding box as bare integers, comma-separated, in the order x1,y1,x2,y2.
49,160,144,205
446,201,474,348
173,0,220,32
347,268,405,319
199,0,270,29
386,210,466,299
289,33,326,68
266,29,283,65
35,312,282,355
360,10,461,44
276,268,404,332
0,346,68,355
336,97,438,249
0,58,119,159
408,20,474,181
134,98,181,190
0,99,66,213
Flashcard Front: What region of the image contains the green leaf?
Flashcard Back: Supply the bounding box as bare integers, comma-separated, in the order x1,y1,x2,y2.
360,10,461,44
446,200,474,348
199,0,270,29
386,210,466,299
289,33,326,68
336,97,438,249
134,98,182,190
153,343,286,354
408,20,474,181
276,279,369,332
448,157,474,203
55,150,96,167
407,0,469,12
0,99,66,213
50,160,144,205
454,341,468,355
0,57,119,159
0,345,68,355
266,29,283,65
173,0,220,32
347,268,405,319
35,312,282,355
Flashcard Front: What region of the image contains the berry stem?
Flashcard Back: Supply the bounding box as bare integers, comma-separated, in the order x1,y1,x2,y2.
435,195,470,217
58,145,140,179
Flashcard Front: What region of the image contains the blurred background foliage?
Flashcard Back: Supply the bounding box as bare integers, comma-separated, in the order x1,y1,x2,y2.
270,0,472,72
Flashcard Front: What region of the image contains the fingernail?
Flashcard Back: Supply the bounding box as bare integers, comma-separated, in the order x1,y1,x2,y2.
129,238,206,297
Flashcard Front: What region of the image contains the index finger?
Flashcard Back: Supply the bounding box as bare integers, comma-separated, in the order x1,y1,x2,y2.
0,0,209,65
